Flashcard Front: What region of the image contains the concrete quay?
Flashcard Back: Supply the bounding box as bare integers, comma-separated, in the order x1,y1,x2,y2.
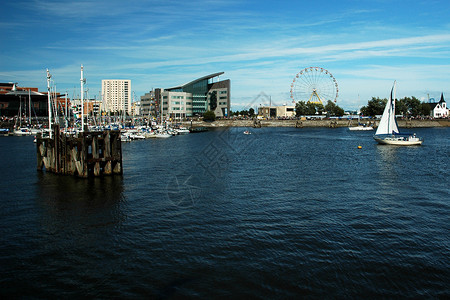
183,119,450,128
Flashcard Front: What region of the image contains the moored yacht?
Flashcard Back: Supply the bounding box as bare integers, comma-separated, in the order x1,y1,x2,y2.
373,81,423,146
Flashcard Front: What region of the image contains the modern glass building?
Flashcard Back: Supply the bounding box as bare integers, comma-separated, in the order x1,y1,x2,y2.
163,72,230,118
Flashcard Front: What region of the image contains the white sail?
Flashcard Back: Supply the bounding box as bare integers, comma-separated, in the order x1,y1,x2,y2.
373,81,423,145
375,81,399,135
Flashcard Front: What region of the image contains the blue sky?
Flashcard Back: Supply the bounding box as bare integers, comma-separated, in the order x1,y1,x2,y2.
1,0,449,111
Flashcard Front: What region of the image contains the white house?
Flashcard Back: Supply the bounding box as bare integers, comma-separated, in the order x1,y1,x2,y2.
430,93,448,118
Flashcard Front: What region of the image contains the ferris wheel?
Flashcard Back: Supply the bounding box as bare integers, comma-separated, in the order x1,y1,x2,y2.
290,67,338,104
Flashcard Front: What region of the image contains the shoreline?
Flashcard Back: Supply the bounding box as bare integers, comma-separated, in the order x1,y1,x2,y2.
183,119,450,128
1,119,448,133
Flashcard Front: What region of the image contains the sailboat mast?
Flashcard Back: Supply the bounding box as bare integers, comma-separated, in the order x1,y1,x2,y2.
393,81,396,114
18,96,22,128
390,81,396,134
65,92,68,131
53,84,58,121
28,89,32,124
46,69,52,138
123,89,125,127
161,92,163,126
80,65,84,132
147,89,153,127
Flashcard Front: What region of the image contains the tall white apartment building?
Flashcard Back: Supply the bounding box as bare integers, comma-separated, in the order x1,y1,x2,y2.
102,79,131,115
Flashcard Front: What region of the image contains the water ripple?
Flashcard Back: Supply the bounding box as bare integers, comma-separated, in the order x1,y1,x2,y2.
0,127,449,298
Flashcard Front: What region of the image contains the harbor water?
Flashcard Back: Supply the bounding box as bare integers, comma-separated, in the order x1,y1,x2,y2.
0,127,449,298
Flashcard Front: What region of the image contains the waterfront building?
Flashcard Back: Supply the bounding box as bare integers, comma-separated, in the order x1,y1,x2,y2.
71,98,101,117
101,80,132,115
162,72,230,118
0,82,54,117
160,90,191,120
276,105,295,118
208,79,231,118
258,105,295,118
140,90,157,118
429,93,448,118
258,106,277,118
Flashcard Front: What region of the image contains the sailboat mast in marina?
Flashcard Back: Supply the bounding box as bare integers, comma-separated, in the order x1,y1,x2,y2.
373,81,423,146
47,69,52,138
28,89,32,124
80,65,85,132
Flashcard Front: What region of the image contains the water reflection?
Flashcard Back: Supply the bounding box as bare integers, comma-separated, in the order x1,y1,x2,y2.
375,144,399,163
375,145,402,183
35,173,126,232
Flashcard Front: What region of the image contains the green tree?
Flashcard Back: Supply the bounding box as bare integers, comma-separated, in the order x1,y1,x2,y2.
405,96,422,116
203,110,216,122
396,98,408,116
325,100,344,116
305,102,317,115
316,103,325,115
249,108,255,116
418,102,431,116
395,96,422,117
361,97,387,117
295,101,307,116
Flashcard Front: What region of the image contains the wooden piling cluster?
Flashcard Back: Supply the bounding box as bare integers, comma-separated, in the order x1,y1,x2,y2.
36,124,122,177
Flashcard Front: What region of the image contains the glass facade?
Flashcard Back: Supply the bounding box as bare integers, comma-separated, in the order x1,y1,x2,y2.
164,72,229,117
182,78,209,115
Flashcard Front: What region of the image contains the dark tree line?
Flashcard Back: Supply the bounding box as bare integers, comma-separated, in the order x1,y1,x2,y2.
360,96,431,117
227,95,431,119
295,100,345,117
229,108,255,117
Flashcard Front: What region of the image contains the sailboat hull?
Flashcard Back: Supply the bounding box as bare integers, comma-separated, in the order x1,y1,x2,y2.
349,126,374,131
373,135,423,146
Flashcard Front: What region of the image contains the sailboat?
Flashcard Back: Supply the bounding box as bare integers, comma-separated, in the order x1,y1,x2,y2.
13,94,32,136
373,81,423,146
348,112,373,131
348,121,373,131
349,95,374,131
